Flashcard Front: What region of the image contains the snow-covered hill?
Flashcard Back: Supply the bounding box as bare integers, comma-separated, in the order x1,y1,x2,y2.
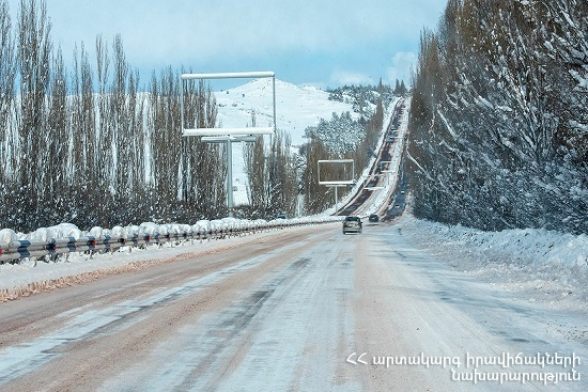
213,78,357,205
215,78,356,147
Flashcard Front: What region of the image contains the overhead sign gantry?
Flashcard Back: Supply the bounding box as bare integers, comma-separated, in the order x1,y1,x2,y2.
180,71,276,217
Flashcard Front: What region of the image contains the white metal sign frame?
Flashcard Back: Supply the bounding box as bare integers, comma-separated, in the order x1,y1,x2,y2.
317,159,355,215
317,159,355,186
180,71,276,137
180,71,276,217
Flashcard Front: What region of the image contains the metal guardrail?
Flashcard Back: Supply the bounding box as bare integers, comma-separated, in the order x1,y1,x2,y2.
0,218,340,264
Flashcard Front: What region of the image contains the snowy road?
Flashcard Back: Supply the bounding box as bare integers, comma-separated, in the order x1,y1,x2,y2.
0,223,586,391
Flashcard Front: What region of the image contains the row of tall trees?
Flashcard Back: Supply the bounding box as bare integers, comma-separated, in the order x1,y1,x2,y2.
0,0,392,230
328,82,393,115
409,0,588,233
0,0,230,231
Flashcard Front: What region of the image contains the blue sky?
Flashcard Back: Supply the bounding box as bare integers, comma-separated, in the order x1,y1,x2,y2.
11,0,447,89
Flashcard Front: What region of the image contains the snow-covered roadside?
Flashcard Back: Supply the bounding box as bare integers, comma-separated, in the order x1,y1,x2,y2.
397,212,588,312
0,223,338,301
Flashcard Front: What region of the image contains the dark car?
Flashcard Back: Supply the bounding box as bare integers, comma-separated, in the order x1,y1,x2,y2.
342,216,362,234
369,214,379,223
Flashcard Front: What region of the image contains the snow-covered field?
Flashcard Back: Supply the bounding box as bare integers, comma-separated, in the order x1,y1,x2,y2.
215,78,355,146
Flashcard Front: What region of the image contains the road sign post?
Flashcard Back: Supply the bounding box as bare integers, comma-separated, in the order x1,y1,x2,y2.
318,159,355,215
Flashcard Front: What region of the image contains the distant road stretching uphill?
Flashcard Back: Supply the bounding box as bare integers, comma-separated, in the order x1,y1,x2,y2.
338,97,409,218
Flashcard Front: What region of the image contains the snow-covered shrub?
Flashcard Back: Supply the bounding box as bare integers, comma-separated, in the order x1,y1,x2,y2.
0,229,17,246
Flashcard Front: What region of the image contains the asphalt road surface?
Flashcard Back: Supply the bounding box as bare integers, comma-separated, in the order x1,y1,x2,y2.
0,223,585,391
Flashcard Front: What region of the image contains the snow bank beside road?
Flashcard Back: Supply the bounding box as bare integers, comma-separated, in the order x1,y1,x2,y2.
0,219,340,301
398,214,588,311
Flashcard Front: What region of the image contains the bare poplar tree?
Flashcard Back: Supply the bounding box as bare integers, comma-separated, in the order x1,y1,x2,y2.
127,69,145,204
46,46,67,224
95,35,111,198
68,42,98,225
302,135,331,214
245,135,266,217
149,67,179,220
0,0,15,189
111,34,128,206
16,0,52,227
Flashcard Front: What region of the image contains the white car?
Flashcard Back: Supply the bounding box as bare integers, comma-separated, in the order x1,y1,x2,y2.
342,216,362,234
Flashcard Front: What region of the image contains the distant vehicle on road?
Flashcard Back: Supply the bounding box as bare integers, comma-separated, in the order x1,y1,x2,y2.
369,214,379,223
343,216,362,234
